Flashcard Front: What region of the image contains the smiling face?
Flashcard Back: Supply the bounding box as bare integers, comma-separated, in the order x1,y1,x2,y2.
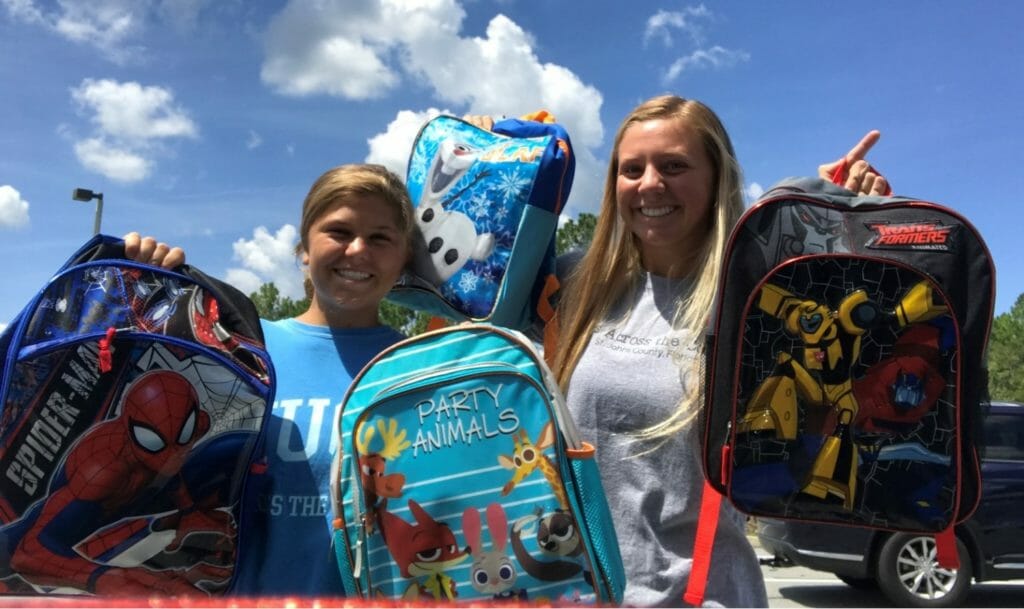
299,194,409,328
615,118,715,277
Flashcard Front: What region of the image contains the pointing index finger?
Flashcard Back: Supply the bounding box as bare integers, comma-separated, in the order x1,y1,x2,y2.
845,130,881,164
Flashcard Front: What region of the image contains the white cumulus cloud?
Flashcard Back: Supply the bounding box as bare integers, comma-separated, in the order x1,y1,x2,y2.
1,0,44,23
365,108,445,177
643,5,711,48
260,0,409,100
1,0,214,62
72,78,197,142
665,45,751,83
404,13,605,150
261,0,606,214
642,6,750,85
406,11,607,215
69,78,197,182
52,2,138,45
226,224,305,300
745,182,764,204
74,138,152,182
0,185,30,229
3,0,144,63
223,268,264,299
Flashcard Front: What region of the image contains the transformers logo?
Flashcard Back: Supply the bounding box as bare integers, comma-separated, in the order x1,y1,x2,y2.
865,221,955,251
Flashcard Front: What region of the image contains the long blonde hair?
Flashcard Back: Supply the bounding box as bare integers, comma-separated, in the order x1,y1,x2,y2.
551,95,745,438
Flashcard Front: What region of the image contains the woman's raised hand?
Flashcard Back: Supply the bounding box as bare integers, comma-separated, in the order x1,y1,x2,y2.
122,232,186,269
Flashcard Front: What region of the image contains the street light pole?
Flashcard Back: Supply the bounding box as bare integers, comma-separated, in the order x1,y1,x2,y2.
71,188,104,235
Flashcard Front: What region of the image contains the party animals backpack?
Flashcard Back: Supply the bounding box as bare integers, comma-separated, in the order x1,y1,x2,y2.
329,324,625,605
0,235,274,597
386,112,574,332
691,175,994,603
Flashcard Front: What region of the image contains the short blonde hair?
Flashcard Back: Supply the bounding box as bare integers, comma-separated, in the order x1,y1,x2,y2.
296,164,415,298
298,164,415,254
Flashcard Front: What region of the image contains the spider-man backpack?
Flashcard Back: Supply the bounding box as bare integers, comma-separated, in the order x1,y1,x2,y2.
685,174,995,605
386,112,574,336
0,234,275,597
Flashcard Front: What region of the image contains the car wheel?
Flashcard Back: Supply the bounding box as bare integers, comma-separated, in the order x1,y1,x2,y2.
836,574,877,590
876,533,972,608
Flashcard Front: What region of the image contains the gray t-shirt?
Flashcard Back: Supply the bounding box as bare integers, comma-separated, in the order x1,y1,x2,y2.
565,272,767,607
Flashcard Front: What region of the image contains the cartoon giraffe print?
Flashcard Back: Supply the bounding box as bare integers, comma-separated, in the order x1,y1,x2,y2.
498,422,569,510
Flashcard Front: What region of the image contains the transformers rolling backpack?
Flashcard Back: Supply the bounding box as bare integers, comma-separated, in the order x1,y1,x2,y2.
687,176,995,603
329,324,625,604
0,235,274,597
387,112,574,333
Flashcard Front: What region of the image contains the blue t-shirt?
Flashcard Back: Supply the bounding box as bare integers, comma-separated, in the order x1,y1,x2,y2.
233,318,404,596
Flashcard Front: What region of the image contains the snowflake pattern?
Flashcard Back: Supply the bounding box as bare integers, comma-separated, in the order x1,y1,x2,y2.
495,168,531,204
458,271,480,293
405,116,568,320
468,193,489,219
494,204,510,223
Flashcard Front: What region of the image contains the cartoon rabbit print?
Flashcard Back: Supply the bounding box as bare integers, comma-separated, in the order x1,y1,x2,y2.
462,502,527,601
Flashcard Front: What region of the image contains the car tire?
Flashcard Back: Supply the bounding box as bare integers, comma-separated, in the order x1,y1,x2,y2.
876,533,972,608
836,574,877,590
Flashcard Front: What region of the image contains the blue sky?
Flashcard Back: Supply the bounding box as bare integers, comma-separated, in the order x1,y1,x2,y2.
1,1,1022,330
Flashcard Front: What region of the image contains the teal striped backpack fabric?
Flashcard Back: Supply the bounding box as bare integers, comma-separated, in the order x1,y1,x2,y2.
329,325,624,604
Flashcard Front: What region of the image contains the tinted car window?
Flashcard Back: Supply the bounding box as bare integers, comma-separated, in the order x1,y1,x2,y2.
983,413,1024,461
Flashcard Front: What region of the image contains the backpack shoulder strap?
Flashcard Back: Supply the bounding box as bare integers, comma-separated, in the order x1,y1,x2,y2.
683,478,723,607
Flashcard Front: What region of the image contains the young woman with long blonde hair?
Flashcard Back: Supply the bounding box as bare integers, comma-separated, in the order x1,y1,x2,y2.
473,95,886,606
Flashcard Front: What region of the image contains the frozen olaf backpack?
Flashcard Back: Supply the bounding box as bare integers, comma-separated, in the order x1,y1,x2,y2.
329,324,624,604
387,112,574,332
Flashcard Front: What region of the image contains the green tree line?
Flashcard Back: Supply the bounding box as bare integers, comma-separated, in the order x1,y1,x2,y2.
248,213,1023,403
251,213,598,332
988,292,1024,402
249,281,431,335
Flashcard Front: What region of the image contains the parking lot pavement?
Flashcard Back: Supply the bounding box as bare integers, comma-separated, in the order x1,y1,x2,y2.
748,533,767,558
750,532,857,608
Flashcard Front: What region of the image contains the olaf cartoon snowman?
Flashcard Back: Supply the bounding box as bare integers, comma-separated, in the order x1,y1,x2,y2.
412,137,495,285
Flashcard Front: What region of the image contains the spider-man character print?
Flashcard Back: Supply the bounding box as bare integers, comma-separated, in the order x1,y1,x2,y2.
0,370,235,595
121,270,269,383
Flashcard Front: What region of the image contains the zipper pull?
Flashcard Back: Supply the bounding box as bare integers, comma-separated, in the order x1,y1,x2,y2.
349,452,368,581
352,535,364,579
98,327,116,373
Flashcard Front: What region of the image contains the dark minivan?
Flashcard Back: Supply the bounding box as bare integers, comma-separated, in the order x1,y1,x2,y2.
757,401,1024,607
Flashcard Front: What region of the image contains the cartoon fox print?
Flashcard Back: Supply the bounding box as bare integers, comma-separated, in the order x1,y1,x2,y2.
379,499,468,601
